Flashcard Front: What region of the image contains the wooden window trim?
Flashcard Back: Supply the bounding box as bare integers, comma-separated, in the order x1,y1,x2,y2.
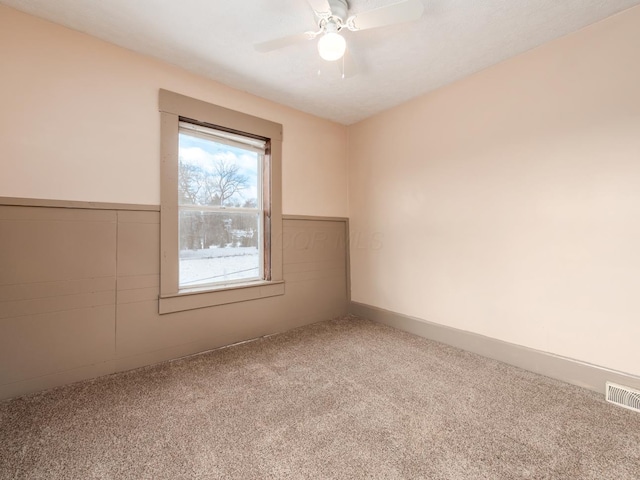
158,90,284,314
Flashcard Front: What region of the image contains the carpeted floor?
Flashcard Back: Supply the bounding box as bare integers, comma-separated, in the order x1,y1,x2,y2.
1,316,639,479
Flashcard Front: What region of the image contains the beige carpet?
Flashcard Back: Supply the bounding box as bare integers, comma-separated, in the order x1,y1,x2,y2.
1,316,639,479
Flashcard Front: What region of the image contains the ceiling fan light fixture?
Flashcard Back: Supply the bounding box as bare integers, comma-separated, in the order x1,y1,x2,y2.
317,32,346,61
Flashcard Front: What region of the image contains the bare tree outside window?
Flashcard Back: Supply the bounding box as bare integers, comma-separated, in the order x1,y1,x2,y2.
177,124,263,288
207,160,249,206
178,162,203,205
180,159,250,207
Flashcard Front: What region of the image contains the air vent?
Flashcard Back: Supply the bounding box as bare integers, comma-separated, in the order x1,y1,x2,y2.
606,382,640,413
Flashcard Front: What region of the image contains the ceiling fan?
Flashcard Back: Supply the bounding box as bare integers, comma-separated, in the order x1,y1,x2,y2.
255,0,424,64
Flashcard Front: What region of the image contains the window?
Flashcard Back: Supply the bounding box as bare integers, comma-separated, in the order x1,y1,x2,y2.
178,122,265,288
159,90,284,314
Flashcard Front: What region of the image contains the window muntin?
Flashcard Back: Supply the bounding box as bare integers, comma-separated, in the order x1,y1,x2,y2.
177,121,266,289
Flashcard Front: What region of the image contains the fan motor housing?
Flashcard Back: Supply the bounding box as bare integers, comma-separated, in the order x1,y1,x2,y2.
328,0,349,21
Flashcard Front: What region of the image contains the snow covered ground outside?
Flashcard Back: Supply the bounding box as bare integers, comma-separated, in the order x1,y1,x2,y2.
179,246,259,286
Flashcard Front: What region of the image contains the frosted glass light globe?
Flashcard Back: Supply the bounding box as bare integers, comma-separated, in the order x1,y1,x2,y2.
317,32,346,61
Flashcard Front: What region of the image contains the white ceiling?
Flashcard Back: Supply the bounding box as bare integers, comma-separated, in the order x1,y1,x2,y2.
3,0,640,124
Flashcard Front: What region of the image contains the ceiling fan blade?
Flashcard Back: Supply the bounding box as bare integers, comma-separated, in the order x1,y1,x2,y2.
254,32,316,53
347,0,424,31
307,0,332,15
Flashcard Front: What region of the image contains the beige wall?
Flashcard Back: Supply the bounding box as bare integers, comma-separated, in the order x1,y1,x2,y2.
0,5,348,217
348,6,640,376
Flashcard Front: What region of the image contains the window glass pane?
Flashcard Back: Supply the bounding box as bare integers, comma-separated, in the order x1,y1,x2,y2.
178,131,260,208
179,211,261,288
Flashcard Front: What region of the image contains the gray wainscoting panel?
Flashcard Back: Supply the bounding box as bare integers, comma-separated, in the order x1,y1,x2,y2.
0,206,117,399
114,216,348,373
0,202,348,400
0,206,117,284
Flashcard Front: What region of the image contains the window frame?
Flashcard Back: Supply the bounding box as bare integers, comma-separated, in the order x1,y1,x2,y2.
177,121,265,289
158,89,284,314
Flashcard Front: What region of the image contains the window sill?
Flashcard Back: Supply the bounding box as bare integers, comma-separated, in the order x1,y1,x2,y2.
158,280,285,314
